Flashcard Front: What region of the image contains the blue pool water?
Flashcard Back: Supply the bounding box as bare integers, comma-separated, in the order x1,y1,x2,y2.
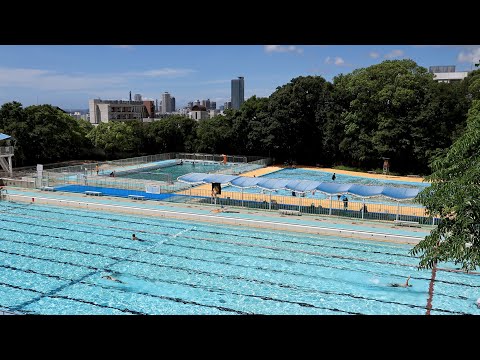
0,201,478,315
119,161,233,182
223,168,429,206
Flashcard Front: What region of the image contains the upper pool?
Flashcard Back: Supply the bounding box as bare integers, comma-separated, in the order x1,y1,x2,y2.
222,168,428,206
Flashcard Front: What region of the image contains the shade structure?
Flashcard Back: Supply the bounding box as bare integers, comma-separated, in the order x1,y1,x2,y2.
202,174,239,184
176,172,423,200
285,179,322,193
256,178,291,191
177,172,210,184
381,187,420,201
316,182,353,195
0,133,11,141
347,184,384,198
229,176,263,188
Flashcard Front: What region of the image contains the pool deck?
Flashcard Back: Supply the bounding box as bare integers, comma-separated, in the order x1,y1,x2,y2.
3,187,432,245
179,166,427,217
298,165,426,183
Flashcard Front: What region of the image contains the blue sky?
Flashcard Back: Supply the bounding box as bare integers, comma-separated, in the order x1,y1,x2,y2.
0,45,479,110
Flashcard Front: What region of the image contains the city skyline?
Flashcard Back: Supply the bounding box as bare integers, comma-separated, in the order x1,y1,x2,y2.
0,45,479,109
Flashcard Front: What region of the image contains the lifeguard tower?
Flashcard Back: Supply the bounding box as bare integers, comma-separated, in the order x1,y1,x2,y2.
382,157,390,175
0,133,14,177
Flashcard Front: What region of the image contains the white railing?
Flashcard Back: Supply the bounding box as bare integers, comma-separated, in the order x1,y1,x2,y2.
0,146,14,155
173,188,436,225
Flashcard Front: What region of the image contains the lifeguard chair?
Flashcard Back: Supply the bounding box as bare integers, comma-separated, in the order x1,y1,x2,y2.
382,157,390,175
0,133,14,177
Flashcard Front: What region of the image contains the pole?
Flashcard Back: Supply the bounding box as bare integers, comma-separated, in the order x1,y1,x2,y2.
242,188,244,207
269,191,272,210
396,201,400,221
362,197,364,219
329,195,332,215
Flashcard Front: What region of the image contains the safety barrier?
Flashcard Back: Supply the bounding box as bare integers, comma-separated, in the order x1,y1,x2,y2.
173,187,437,225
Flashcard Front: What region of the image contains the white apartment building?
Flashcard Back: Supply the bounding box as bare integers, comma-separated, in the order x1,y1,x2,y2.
89,99,146,125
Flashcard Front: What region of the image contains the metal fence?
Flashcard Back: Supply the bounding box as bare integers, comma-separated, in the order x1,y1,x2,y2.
0,146,14,155
38,153,270,195
177,153,248,163
173,187,437,225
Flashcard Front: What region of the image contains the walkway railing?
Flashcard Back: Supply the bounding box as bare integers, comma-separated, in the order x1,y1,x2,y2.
173,187,436,225
0,146,14,155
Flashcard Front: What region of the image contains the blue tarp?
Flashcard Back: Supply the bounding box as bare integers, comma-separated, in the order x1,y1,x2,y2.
230,176,262,188
347,184,384,198
256,178,291,191
285,180,321,193
0,133,11,141
177,173,210,184
178,172,239,185
381,187,420,200
202,174,239,184
176,172,421,200
316,183,353,195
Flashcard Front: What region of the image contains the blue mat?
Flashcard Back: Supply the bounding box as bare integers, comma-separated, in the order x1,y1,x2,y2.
55,185,176,201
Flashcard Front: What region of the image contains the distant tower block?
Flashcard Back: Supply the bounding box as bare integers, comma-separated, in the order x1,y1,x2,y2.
0,133,14,177
382,157,390,175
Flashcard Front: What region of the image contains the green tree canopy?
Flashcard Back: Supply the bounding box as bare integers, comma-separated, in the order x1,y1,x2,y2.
0,102,93,165
86,121,143,157
143,115,198,154
411,100,480,271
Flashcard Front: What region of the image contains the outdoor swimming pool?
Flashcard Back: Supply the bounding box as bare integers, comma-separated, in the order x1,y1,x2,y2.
118,161,233,182
223,168,429,206
0,201,478,315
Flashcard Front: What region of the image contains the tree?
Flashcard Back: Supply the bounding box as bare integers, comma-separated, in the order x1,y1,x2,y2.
143,115,198,154
87,121,143,158
0,103,94,165
411,100,480,271
195,115,234,154
334,60,434,172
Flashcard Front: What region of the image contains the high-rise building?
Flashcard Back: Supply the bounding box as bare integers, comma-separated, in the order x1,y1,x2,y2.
155,99,159,112
187,101,194,109
201,99,211,110
231,76,244,109
193,99,200,106
134,93,142,101
224,101,232,110
210,101,216,110
171,97,176,112
161,92,172,113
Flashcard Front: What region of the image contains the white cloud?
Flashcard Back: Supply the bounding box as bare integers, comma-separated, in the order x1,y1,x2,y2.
0,66,196,92
324,56,346,66
264,45,303,54
457,47,480,64
384,49,404,59
369,51,380,59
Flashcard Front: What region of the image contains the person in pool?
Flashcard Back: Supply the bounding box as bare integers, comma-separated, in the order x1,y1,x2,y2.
102,275,124,284
390,276,411,288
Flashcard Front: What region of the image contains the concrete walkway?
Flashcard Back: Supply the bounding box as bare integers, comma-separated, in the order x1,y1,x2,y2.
3,187,431,244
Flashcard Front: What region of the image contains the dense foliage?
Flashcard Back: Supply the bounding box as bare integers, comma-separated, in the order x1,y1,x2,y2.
0,60,478,174
411,101,480,271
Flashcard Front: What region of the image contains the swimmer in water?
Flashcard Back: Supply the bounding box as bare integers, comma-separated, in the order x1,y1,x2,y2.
102,275,124,284
132,233,139,241
389,275,411,288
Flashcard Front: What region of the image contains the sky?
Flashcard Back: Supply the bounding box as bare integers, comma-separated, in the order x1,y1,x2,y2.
0,45,479,110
